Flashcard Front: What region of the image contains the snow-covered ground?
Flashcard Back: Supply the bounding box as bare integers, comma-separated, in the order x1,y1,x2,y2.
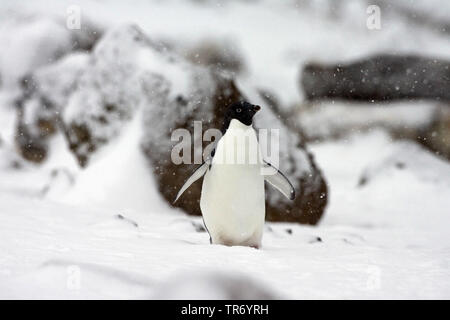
1,118,449,299
0,0,449,299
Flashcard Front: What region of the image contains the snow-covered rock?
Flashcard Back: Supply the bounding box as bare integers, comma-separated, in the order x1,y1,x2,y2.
312,129,450,233
0,12,102,163
63,25,150,167
254,103,328,224
15,53,89,163
296,100,438,141
14,24,328,224
0,12,101,88
294,99,450,160
358,140,450,188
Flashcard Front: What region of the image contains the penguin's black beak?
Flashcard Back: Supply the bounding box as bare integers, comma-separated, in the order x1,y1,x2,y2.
253,105,261,113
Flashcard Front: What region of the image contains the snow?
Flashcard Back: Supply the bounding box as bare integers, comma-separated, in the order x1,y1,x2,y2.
0,0,449,300
1,0,449,105
297,100,440,141
0,16,72,87
1,123,449,299
59,110,170,214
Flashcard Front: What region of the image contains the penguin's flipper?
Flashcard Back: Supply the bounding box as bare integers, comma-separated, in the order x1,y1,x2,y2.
173,162,209,204
262,161,296,200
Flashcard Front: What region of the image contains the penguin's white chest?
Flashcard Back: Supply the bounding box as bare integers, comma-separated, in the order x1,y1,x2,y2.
200,119,265,247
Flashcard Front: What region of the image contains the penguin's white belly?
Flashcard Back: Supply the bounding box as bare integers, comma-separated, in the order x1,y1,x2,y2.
200,120,265,247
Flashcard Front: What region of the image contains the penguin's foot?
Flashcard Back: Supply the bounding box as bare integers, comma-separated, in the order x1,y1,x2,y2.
212,242,260,249
210,237,261,249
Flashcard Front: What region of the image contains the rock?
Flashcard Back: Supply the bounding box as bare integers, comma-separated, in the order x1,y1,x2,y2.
62,25,149,167
8,13,102,164
252,100,328,224
182,37,246,75
301,54,450,102
138,49,327,223
15,53,89,163
68,19,103,52
15,24,328,224
141,68,245,218
15,119,48,163
416,107,450,160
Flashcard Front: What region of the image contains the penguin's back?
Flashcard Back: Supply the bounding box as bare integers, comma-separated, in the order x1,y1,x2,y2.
200,119,265,247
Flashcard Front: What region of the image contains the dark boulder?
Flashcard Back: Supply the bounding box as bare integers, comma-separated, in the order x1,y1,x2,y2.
183,38,246,75
301,54,450,102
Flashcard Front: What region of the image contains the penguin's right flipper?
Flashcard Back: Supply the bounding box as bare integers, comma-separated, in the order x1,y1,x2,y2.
173,162,208,203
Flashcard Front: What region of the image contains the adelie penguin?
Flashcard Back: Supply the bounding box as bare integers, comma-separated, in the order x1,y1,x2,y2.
174,101,295,249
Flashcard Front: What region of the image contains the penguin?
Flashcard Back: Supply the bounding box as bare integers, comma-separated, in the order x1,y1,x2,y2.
174,101,295,248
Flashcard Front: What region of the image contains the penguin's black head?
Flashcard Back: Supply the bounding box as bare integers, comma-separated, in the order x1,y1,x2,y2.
223,101,261,130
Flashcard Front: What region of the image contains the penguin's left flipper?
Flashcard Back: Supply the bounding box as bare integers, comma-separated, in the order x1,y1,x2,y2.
173,162,209,204
262,161,296,200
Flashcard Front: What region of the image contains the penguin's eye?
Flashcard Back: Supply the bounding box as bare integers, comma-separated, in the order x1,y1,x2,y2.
236,108,242,113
